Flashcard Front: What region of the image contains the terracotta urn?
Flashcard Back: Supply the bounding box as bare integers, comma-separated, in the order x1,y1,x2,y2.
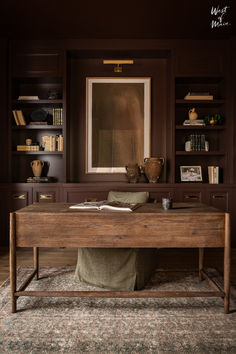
188,108,198,120
144,157,164,183
30,160,44,177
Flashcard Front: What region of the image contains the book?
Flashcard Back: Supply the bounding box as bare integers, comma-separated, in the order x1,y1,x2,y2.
184,92,213,100
16,110,26,125
69,201,139,212
183,119,205,126
12,110,20,125
18,96,39,100
27,176,49,183
208,166,219,184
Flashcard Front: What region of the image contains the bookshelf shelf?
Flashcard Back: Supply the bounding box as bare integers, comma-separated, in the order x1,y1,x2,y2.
175,125,225,130
12,151,63,155
12,125,63,130
175,151,225,156
175,99,225,105
12,99,63,105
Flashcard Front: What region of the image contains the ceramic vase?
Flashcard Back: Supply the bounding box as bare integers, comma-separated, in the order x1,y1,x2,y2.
30,160,44,177
144,157,164,183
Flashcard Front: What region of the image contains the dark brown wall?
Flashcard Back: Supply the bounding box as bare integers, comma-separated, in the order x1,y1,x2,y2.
69,54,170,183
0,39,8,182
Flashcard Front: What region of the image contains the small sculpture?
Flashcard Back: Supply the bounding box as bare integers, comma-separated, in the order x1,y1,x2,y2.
125,163,140,183
188,108,198,120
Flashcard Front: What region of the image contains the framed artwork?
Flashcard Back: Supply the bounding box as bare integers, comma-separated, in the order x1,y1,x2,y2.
180,166,203,182
86,77,151,173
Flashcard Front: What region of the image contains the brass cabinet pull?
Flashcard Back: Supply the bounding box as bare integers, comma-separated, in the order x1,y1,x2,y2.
184,195,199,200
212,194,225,200
13,194,26,200
39,194,53,200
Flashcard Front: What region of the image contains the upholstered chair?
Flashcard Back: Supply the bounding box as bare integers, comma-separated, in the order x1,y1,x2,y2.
74,191,158,290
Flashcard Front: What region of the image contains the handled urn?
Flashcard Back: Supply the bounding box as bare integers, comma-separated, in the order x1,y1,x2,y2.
144,157,164,183
30,160,44,177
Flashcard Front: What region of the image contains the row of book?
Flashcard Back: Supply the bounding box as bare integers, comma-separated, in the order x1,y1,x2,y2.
17,145,41,151
12,110,26,125
208,166,219,184
53,108,63,125
41,135,63,151
185,134,208,152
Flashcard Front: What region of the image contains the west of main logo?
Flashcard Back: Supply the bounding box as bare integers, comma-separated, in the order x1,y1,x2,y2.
210,5,231,28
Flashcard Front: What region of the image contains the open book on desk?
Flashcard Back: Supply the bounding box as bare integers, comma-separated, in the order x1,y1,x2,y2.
69,201,139,212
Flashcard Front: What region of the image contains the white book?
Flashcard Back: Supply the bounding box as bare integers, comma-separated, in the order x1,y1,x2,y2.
18,96,39,100
69,201,138,212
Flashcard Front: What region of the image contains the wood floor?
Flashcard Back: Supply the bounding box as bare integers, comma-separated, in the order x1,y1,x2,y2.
0,247,235,285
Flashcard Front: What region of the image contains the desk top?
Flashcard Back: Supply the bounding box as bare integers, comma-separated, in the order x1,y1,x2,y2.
14,202,224,215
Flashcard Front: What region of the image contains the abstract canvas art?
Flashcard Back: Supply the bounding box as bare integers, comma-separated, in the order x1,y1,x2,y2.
86,77,151,173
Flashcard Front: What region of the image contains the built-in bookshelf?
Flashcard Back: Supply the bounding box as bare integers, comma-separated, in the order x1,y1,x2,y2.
9,75,66,183
174,77,227,183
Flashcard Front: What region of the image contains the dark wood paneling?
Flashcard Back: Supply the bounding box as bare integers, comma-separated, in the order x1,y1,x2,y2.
12,49,63,77
69,55,169,183
174,41,226,76
0,184,8,246
0,39,8,182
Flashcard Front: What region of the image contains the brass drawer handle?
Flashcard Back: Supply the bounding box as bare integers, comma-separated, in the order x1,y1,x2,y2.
212,195,225,200
13,194,26,200
39,194,53,200
184,195,199,200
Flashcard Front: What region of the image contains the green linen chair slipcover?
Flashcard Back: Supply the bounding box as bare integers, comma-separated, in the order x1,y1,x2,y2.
74,191,158,290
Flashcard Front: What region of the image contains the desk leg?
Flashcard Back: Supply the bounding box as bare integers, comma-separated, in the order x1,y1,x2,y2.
224,213,231,314
199,248,204,280
10,213,17,313
33,247,39,280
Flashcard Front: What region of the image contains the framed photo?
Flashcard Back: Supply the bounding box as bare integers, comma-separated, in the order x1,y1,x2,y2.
86,77,151,173
180,166,203,182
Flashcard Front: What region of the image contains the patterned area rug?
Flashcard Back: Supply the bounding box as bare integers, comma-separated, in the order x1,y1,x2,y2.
0,267,236,353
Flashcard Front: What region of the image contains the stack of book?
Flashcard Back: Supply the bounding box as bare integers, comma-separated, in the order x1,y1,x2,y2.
53,108,63,125
208,166,219,184
27,176,49,183
12,110,26,125
18,96,39,100
17,145,41,151
183,119,205,126
42,135,63,151
186,134,207,151
184,92,214,100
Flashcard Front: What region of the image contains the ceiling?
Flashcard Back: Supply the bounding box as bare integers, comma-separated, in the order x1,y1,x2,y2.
0,0,235,40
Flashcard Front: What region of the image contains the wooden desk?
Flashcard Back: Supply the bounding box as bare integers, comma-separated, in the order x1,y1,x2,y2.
10,202,231,313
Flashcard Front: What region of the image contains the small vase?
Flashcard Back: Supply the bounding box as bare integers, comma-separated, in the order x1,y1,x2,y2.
144,157,164,183
30,160,44,177
188,108,198,120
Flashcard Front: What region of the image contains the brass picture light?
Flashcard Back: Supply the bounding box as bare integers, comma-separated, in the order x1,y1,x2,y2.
103,60,134,72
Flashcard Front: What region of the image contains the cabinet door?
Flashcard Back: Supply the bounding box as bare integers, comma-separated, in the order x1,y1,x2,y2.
175,189,203,203
9,184,33,211
206,190,230,212
63,189,108,203
33,185,61,203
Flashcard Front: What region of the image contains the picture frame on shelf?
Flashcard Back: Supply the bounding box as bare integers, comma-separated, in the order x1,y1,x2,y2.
86,77,151,173
180,166,203,182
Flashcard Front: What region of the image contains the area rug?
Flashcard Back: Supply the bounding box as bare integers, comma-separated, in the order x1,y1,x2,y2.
0,267,236,353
